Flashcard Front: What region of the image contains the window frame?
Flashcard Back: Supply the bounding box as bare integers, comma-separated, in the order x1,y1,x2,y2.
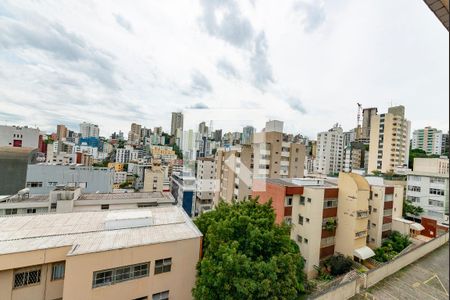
13,267,42,289
154,258,172,275
51,262,65,281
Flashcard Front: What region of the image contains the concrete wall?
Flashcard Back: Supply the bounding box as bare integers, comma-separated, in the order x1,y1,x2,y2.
366,232,449,288
310,232,449,299
26,165,113,194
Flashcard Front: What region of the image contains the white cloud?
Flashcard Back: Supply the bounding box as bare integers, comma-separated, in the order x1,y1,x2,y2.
0,0,448,139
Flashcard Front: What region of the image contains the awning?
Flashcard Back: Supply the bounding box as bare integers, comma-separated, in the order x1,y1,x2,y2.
353,246,375,260
410,223,425,231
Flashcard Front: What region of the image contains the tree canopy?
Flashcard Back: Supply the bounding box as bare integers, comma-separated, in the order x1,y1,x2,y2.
193,199,307,300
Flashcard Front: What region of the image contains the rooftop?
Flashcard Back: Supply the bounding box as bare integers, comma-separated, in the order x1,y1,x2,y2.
263,178,337,188
0,206,202,256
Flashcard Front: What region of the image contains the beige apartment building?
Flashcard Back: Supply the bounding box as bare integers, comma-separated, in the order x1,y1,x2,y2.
365,177,404,248
255,173,405,278
214,120,305,205
214,145,253,204
0,206,202,300
195,157,217,215
368,105,411,174
143,164,164,192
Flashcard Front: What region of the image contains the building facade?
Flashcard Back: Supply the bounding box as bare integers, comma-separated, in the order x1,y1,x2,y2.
195,157,217,215
26,164,113,194
315,124,344,175
0,125,41,148
0,206,201,300
411,126,443,155
367,105,411,174
170,112,183,136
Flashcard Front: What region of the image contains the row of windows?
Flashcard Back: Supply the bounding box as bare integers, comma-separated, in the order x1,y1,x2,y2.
93,258,172,288
430,188,445,196
429,199,444,207
408,186,421,192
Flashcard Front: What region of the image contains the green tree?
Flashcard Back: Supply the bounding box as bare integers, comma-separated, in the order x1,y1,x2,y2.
322,254,353,276
193,199,307,300
409,148,440,169
403,200,424,217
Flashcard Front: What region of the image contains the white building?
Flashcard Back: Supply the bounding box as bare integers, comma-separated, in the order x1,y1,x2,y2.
412,127,443,155
406,157,449,225
0,125,40,148
195,157,218,215
315,124,344,175
80,122,100,138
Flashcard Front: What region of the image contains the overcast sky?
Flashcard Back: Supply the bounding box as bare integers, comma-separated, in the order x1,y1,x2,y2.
0,0,448,138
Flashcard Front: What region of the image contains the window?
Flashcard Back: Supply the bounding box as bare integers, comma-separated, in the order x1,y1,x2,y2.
14,268,41,288
307,198,311,203
5,208,18,215
373,208,377,213
297,235,302,243
285,197,293,206
152,291,169,300
324,199,338,208
101,204,110,210
429,199,444,207
298,215,304,225
154,258,172,274
304,238,308,244
26,182,43,188
138,202,158,208
429,188,445,196
27,208,36,214
299,196,305,205
408,186,421,192
50,203,57,210
51,262,65,281
92,262,149,288
48,182,58,187
306,218,310,223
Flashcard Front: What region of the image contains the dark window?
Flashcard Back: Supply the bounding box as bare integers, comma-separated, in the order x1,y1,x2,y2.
27,208,37,214
50,203,57,209
101,204,109,210
154,258,172,274
5,209,18,215
298,215,304,225
14,269,41,288
300,196,305,205
92,262,149,288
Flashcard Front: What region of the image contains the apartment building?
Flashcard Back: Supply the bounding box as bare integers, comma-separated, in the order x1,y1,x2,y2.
253,120,305,179
365,177,404,248
56,124,67,141
242,126,256,145
406,157,449,225
151,146,177,162
26,164,113,194
315,124,344,175
143,165,164,192
253,173,377,278
0,206,201,300
367,105,411,174
0,186,176,216
113,171,128,185
214,145,253,204
412,126,443,155
0,125,41,148
171,112,183,136
195,157,218,215
79,122,99,138
343,142,367,173
358,107,378,144
170,173,196,217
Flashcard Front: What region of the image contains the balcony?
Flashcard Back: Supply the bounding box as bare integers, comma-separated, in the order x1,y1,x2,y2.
281,151,290,157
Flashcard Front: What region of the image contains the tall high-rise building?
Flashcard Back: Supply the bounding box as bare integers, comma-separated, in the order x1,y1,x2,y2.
360,107,378,143
198,122,208,138
242,126,256,145
128,123,142,144
412,127,443,155
171,112,183,136
80,122,99,138
315,124,344,175
367,105,411,173
442,132,449,156
56,124,67,141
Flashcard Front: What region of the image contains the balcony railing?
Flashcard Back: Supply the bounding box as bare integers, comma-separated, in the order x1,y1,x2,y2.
356,210,369,219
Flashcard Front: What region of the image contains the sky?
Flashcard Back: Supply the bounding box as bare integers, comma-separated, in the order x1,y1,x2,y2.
0,0,448,138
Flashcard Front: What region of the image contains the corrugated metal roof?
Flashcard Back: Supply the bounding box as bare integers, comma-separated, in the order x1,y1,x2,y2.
0,206,202,256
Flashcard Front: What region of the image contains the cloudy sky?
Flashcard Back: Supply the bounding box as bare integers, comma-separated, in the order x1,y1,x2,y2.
0,0,448,138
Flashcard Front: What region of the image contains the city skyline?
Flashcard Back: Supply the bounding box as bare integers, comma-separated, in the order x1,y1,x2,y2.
0,0,448,137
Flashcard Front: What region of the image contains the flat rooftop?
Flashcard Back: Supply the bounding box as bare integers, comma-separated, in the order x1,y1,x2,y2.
78,192,168,201
0,206,202,256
